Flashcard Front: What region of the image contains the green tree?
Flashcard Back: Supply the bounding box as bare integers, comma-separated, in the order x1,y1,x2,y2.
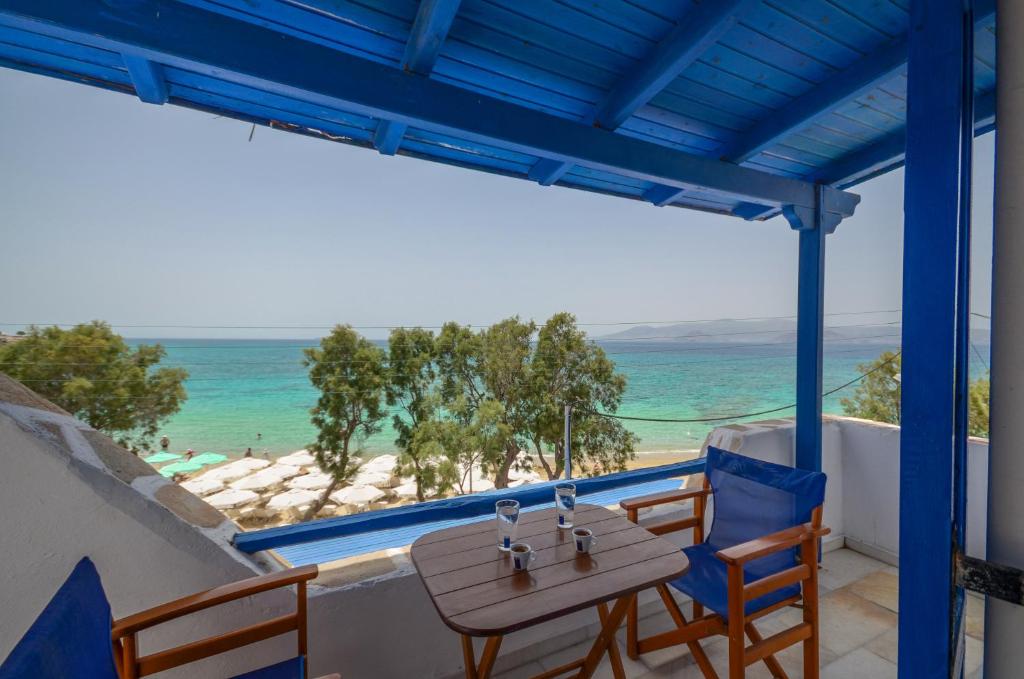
841,350,990,437
386,327,440,502
840,351,902,424
0,322,187,450
527,313,636,479
303,325,387,519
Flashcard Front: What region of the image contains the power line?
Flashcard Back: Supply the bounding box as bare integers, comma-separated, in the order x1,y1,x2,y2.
582,351,902,424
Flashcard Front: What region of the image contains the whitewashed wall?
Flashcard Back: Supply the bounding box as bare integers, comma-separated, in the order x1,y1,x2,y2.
706,416,990,564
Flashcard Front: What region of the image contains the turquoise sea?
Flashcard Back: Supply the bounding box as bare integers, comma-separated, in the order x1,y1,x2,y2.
137,337,987,458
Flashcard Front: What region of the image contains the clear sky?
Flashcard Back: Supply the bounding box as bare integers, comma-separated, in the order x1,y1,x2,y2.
0,67,994,339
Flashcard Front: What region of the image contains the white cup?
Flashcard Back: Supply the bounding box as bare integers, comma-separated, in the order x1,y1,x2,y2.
509,542,536,571
572,527,597,554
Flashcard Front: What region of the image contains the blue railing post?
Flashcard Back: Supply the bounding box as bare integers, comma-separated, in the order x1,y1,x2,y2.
898,0,974,676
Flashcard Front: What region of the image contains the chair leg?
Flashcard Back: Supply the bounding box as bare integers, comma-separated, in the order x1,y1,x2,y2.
655,585,717,679
744,623,788,679
726,566,746,679
801,540,821,679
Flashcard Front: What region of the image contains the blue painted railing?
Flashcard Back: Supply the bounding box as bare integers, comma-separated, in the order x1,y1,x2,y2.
233,458,705,554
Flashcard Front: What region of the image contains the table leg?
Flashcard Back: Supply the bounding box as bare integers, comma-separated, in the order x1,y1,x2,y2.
578,594,634,679
597,603,627,679
461,635,503,679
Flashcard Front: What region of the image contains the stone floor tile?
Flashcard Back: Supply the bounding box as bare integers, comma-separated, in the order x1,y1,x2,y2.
818,549,893,591
865,627,898,664
822,648,897,679
816,588,897,657
492,660,546,678
848,570,899,613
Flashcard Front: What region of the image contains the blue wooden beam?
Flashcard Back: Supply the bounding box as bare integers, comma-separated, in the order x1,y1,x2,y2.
593,0,751,131
234,458,706,553
372,0,462,155
122,53,167,104
722,0,995,164
0,0,860,216
643,184,686,207
898,0,973,675
529,0,751,191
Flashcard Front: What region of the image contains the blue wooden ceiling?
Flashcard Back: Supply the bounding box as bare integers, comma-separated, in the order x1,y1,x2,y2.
0,0,996,220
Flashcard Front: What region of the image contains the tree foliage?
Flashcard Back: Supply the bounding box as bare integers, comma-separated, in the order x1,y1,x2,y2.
0,322,187,450
303,325,387,518
840,350,990,437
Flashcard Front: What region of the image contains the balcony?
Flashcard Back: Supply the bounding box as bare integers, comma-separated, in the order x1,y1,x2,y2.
0,376,989,678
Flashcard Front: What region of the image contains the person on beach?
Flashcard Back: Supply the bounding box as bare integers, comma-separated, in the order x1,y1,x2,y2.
256,433,262,441
185,448,194,461
160,435,169,451
244,447,253,458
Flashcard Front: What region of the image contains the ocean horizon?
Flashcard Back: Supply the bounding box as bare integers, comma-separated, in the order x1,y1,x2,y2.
134,337,987,459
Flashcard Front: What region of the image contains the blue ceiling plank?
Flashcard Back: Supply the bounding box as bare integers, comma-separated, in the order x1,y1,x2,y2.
592,0,753,131
372,0,462,155
0,0,859,218
815,89,995,188
722,0,996,164
122,53,167,104
528,0,753,194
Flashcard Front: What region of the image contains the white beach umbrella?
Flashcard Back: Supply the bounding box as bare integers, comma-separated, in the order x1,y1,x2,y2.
206,488,259,510
268,462,303,480
353,469,393,488
230,469,287,492
393,481,420,499
287,472,334,491
277,450,316,467
469,479,496,493
267,488,320,510
330,485,386,506
180,477,224,497
361,454,398,474
199,459,270,483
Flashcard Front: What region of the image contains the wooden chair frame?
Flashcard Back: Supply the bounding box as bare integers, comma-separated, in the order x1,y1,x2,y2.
110,565,321,679
621,477,830,679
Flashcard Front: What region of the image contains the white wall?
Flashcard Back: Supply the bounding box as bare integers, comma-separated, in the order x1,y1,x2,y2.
707,416,990,565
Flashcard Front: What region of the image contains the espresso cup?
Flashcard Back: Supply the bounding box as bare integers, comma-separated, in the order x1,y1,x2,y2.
572,527,597,554
509,542,536,571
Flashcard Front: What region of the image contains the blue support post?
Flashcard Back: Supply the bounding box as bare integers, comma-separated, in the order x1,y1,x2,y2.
898,0,973,676
789,186,827,473
122,54,167,105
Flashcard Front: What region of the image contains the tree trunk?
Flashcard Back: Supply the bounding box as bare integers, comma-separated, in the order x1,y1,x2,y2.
535,441,556,481
301,477,339,522
494,444,518,489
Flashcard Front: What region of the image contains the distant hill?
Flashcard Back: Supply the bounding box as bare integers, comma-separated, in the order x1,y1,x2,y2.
597,319,990,345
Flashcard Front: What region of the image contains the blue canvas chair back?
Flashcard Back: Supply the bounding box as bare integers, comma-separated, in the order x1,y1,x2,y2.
705,446,827,572
0,557,119,679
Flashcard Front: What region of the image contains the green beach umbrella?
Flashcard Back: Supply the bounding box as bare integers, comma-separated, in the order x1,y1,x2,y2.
190,452,228,466
144,452,182,464
159,460,206,477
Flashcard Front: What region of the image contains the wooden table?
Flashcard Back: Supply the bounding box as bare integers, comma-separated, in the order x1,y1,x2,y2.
410,504,689,679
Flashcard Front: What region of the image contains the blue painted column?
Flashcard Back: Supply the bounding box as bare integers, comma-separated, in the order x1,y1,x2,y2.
898,0,974,676
794,189,826,473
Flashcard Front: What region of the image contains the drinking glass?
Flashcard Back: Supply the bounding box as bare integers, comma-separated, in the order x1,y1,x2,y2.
554,483,576,528
496,499,520,551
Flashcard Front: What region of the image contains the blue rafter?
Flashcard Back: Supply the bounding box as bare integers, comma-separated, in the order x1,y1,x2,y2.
373,0,462,155
722,0,995,164
814,89,995,188
122,53,167,105
0,0,860,219
527,0,753,193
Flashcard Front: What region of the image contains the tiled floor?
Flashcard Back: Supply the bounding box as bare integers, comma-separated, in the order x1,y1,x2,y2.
493,548,985,679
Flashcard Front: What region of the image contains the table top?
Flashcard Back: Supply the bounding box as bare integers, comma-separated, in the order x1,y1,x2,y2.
410,504,690,636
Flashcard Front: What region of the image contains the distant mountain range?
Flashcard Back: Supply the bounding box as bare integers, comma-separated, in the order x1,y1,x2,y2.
598,318,990,345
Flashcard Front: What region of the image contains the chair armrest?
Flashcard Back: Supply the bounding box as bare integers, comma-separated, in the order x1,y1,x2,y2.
112,564,318,639
715,524,830,567
619,487,709,512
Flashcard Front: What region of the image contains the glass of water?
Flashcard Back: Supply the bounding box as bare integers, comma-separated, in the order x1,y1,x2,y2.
555,483,576,529
496,499,520,551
